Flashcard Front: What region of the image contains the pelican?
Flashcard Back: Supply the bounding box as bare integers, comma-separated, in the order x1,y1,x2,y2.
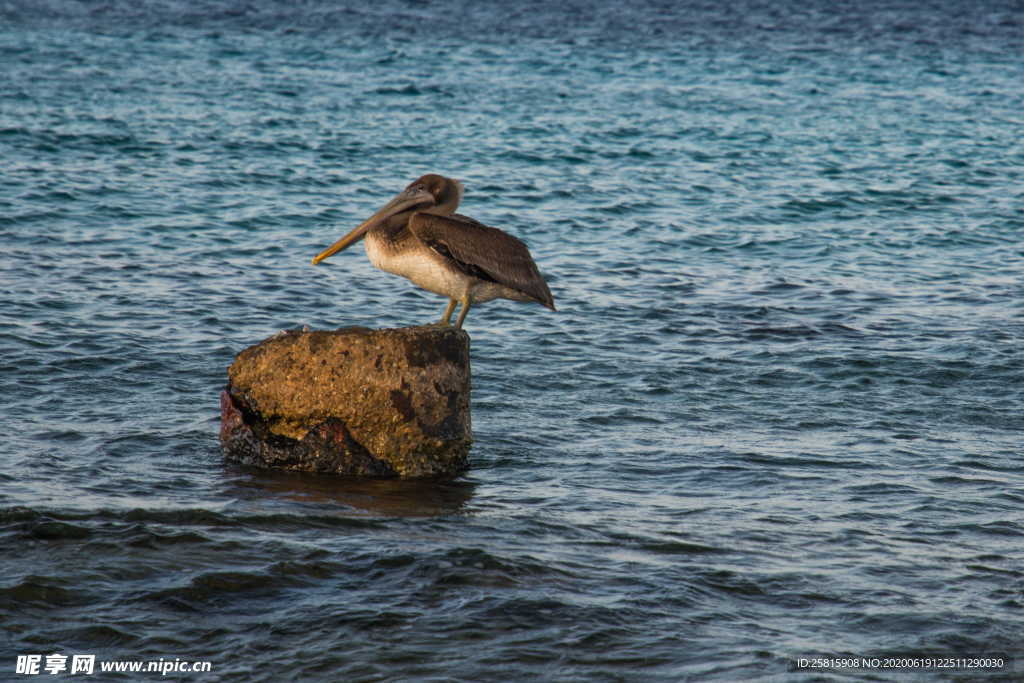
311,174,555,328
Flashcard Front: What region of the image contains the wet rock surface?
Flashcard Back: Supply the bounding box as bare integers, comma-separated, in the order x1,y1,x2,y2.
220,326,472,478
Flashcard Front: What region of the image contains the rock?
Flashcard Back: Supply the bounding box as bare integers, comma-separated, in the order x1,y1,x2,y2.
220,326,472,478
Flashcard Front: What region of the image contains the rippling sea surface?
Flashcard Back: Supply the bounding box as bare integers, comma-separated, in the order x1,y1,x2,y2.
3,1,1023,679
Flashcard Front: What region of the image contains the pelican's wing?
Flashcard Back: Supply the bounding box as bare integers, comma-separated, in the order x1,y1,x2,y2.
409,213,555,309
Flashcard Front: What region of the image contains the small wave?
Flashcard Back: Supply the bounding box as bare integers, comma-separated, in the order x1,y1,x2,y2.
368,83,452,97
142,570,284,610
0,576,93,607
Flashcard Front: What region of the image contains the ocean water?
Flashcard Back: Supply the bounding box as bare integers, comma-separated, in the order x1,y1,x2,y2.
2,0,1023,679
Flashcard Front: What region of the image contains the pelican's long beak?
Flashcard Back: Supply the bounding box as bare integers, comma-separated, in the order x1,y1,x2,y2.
311,186,435,265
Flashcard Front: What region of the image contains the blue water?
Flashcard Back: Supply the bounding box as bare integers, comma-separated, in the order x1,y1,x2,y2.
3,1,1024,679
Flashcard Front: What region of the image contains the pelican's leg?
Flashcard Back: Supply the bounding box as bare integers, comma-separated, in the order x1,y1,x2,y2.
454,296,472,329
437,298,457,326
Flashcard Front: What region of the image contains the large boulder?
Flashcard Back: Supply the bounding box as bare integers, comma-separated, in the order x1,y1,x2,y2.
220,326,472,478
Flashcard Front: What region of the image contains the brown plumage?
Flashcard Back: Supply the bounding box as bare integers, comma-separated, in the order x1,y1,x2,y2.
311,174,555,328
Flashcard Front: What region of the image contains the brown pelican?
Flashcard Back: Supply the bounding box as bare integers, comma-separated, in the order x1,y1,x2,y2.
311,174,555,328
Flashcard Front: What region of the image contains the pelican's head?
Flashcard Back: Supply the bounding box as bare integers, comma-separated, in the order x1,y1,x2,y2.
413,174,464,216
311,174,464,265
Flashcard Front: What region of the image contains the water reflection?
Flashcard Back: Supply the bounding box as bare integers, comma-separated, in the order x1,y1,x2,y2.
222,464,477,517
